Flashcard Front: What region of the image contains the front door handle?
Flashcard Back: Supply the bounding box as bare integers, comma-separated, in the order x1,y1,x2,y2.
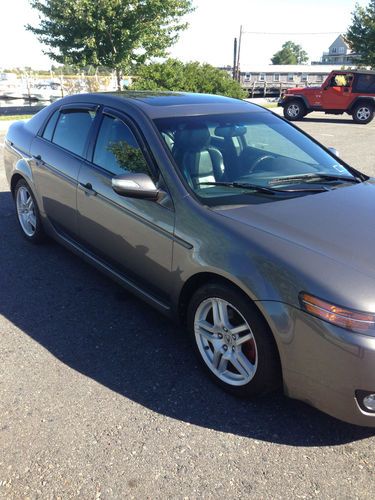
79,182,97,196
33,154,43,166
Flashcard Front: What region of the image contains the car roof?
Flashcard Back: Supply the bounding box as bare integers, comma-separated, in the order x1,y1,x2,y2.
58,91,266,119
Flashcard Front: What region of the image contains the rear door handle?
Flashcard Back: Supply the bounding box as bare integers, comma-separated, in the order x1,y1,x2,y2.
79,182,97,196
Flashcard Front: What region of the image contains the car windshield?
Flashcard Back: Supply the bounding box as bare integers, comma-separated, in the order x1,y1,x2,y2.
154,111,359,206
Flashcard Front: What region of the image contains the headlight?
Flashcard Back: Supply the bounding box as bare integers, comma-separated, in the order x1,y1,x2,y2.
299,292,375,334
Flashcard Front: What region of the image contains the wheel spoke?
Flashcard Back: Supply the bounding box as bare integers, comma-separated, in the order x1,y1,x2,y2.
28,213,37,229
231,323,249,336
231,352,253,378
20,188,27,206
212,348,222,370
197,320,215,334
236,332,253,346
212,299,229,327
217,353,229,374
26,196,33,210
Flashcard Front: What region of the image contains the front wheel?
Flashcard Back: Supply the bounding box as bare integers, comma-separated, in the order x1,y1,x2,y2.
187,283,281,397
283,100,306,121
352,103,374,124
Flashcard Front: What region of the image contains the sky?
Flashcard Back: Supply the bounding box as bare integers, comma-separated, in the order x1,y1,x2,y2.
0,0,370,70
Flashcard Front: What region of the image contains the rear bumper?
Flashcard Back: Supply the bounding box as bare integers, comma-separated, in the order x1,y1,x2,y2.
257,300,375,427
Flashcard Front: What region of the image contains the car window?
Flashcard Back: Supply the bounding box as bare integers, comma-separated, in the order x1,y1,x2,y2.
154,112,355,207
93,115,151,176
52,109,96,157
42,110,59,141
244,123,315,164
354,73,375,93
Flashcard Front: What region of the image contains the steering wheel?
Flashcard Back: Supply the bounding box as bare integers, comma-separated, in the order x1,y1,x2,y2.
248,155,275,173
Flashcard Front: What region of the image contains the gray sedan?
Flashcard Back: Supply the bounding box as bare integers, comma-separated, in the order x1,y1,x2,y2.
4,91,375,426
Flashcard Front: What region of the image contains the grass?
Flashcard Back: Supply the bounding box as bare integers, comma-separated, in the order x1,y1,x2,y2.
260,102,278,109
0,115,33,121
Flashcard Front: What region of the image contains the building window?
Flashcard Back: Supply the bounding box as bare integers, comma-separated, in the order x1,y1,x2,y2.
259,73,265,82
301,74,308,82
273,73,280,82
244,73,251,82
338,46,345,54
287,73,294,82
331,47,337,53
317,74,324,82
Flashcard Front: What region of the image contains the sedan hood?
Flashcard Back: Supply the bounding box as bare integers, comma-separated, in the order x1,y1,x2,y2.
216,181,375,277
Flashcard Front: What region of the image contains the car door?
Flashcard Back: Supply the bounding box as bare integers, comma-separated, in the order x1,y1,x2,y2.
30,104,97,237
76,109,175,302
321,73,353,110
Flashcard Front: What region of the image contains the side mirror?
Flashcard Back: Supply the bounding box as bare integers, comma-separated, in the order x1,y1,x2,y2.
328,147,339,157
112,173,159,200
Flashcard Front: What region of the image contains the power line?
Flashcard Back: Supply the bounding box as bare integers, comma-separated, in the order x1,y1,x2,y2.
241,31,344,35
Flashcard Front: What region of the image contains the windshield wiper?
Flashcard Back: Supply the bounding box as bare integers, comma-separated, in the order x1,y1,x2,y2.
269,172,361,186
199,181,327,194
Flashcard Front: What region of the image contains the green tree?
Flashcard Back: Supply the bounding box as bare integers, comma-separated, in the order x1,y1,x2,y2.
346,1,375,68
131,59,246,98
271,41,309,65
27,0,194,89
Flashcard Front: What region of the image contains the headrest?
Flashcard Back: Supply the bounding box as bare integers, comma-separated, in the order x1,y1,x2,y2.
174,124,210,152
214,125,247,138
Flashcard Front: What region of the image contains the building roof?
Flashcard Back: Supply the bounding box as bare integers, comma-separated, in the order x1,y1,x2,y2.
240,64,356,74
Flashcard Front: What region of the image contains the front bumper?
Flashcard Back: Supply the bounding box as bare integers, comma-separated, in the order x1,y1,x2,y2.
257,300,375,427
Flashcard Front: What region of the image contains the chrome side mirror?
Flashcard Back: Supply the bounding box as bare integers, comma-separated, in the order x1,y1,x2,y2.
328,147,339,157
112,173,159,200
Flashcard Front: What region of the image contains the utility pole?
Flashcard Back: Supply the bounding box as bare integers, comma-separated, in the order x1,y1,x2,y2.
233,37,238,80
236,25,243,82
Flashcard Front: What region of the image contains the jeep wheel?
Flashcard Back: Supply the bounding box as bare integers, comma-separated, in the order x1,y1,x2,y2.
283,100,306,121
352,102,374,124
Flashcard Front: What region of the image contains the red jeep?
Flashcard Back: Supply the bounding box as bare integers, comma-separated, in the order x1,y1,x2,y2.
279,70,375,124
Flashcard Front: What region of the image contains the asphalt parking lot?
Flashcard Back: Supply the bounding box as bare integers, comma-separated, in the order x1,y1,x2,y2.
1,113,375,499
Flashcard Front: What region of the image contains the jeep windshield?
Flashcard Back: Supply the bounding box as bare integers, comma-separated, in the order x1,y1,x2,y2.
154,111,363,206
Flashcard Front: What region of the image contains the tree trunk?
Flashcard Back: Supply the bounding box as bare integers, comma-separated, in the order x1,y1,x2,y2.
116,68,122,91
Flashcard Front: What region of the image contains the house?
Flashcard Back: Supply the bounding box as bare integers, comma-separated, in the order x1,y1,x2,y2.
315,34,360,65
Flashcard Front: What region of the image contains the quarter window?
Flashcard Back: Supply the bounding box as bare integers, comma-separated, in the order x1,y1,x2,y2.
93,115,151,176
52,109,96,157
42,110,59,141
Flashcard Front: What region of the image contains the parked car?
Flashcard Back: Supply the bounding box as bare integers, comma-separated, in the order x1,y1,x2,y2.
4,91,375,426
279,70,375,124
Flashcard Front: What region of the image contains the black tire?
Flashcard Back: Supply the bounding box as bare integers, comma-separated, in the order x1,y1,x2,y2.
283,99,306,121
352,102,374,124
187,282,281,398
14,179,45,244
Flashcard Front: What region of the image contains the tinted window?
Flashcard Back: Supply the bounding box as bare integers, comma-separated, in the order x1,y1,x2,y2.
93,115,150,176
53,109,95,157
42,110,59,141
354,74,375,93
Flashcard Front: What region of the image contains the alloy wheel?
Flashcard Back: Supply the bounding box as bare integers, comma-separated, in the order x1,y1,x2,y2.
16,186,37,237
194,297,258,386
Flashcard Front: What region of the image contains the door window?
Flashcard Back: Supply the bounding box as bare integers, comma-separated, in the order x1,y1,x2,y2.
93,115,151,176
52,109,96,157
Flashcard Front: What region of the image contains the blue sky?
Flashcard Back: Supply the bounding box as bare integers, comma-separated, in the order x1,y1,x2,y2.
0,0,369,69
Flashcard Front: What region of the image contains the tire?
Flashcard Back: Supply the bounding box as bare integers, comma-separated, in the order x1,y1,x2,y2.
352,102,374,124
187,282,281,398
14,179,45,243
283,99,306,121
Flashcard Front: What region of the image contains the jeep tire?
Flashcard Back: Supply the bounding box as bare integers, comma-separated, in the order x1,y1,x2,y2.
283,100,306,121
352,102,374,124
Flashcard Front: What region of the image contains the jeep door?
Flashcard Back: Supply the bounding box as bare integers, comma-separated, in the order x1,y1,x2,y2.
321,73,353,110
